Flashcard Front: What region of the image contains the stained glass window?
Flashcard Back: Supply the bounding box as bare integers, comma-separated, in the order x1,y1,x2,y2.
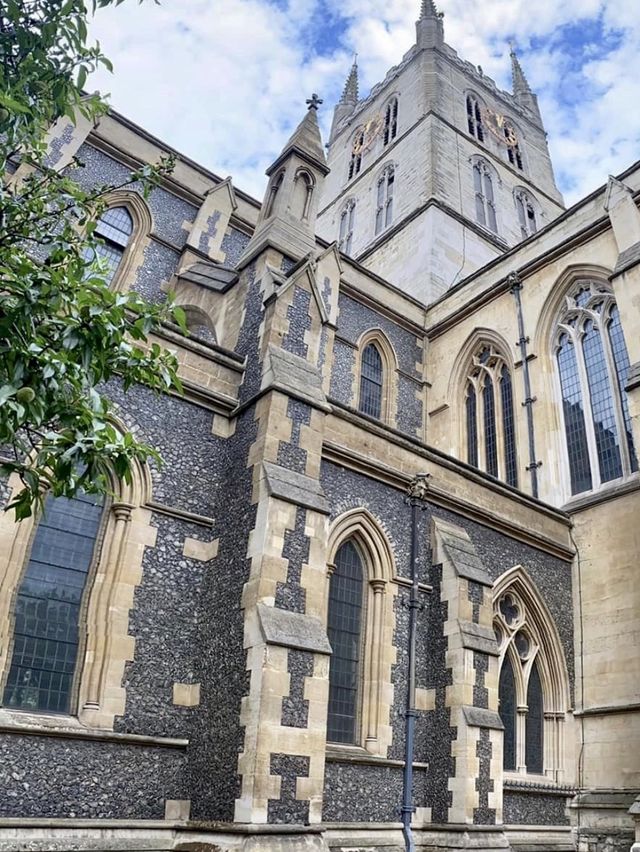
499,657,517,771
607,307,638,472
3,491,105,714
327,541,364,744
525,661,544,774
582,321,622,482
557,333,593,494
359,344,383,419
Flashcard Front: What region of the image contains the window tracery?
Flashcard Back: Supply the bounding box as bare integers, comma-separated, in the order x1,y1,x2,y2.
465,344,518,487
473,160,497,233
348,131,364,180
375,165,394,235
339,198,356,255
466,95,484,141
383,98,398,146
494,575,567,779
515,190,537,238
505,123,523,170
554,280,638,496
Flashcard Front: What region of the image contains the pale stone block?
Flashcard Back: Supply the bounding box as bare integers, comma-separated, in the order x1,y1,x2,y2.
172,682,201,707
183,536,219,562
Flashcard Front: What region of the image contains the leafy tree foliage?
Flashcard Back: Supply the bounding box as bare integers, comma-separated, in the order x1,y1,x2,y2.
0,0,185,518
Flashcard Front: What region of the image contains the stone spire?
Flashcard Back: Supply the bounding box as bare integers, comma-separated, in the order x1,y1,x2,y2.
509,46,543,126
420,0,440,17
416,0,443,47
330,58,360,141
275,94,328,174
510,46,532,97
340,56,359,106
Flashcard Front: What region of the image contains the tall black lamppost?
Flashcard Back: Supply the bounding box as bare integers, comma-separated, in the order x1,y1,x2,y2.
401,472,430,852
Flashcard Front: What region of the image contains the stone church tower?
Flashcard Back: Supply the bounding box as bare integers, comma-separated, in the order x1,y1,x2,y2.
317,1,565,303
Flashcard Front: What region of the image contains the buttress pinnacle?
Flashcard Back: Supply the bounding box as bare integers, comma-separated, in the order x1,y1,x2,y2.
420,0,440,18
340,57,359,105
510,46,532,96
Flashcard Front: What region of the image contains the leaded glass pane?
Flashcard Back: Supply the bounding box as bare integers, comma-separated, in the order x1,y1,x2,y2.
483,374,498,477
327,541,364,744
525,661,544,774
359,344,383,419
500,366,518,487
466,383,478,468
557,333,592,494
3,491,104,714
582,320,623,482
499,657,517,771
608,307,638,472
96,206,133,246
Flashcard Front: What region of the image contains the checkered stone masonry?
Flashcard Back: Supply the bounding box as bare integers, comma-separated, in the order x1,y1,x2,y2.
275,507,310,613
474,729,496,824
282,286,312,358
268,754,310,824
282,650,314,728
276,399,311,475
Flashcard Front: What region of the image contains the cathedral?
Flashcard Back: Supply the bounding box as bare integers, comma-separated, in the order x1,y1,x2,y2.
1,3,639,851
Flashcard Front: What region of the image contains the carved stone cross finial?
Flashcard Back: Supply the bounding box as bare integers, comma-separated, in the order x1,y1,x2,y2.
306,93,323,111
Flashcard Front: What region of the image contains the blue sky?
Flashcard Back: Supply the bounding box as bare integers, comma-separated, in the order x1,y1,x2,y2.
88,0,640,205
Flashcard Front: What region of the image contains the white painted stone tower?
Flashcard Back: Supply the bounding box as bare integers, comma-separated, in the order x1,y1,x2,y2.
316,0,565,303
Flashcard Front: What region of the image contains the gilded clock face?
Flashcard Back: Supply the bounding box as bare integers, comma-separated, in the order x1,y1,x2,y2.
483,107,518,146
352,112,385,155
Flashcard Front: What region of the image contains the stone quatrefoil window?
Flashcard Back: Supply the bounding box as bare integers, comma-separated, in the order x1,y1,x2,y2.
338,199,356,255
495,592,543,774
554,280,638,496
473,161,497,234
375,165,395,236
465,345,518,487
2,491,105,714
84,206,133,285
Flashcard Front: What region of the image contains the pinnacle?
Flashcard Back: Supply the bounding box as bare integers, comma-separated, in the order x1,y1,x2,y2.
510,45,532,95
279,100,328,172
340,57,359,105
420,0,440,18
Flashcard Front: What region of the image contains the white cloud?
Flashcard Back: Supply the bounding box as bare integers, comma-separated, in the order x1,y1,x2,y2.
88,0,640,205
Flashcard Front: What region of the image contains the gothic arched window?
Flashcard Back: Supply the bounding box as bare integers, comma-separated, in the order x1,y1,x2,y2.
505,123,523,170
499,655,517,771
473,161,497,233
327,540,364,744
554,280,638,497
384,98,398,146
375,165,395,235
359,343,384,419
86,206,133,285
515,190,537,238
466,95,484,141
465,344,518,487
2,490,105,714
339,199,356,255
348,131,364,181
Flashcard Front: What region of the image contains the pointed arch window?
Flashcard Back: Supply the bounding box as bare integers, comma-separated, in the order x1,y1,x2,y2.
505,124,524,170
348,131,364,181
473,161,497,233
515,190,537,238
554,280,638,497
375,165,395,235
466,95,484,141
359,343,384,419
384,98,398,146
465,344,518,487
85,206,133,285
339,199,356,255
2,490,105,714
327,540,364,744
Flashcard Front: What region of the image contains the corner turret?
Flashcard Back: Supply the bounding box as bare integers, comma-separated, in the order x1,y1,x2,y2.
239,95,329,267
416,0,444,49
